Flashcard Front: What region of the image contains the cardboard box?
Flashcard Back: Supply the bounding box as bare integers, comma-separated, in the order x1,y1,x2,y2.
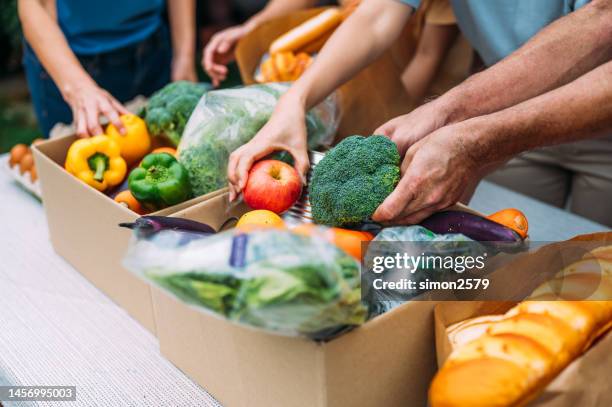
433,233,612,407
32,135,223,334
234,7,418,140
153,192,445,407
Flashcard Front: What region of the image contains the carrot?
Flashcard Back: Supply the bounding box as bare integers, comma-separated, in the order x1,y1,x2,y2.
114,190,146,215
291,223,374,260
330,228,374,260
487,208,528,239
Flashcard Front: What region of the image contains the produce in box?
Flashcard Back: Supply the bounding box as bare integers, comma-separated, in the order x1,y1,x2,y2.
309,135,400,227
143,81,211,147
122,219,366,339
64,135,127,192
177,83,339,197
128,152,192,211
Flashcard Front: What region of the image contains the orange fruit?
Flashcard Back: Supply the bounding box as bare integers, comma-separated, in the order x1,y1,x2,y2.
487,208,528,239
236,210,285,230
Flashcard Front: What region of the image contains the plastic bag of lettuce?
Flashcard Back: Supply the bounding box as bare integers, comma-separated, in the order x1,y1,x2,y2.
177,83,340,196
123,224,366,340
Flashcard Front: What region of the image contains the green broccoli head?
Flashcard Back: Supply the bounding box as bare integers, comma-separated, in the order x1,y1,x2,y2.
144,81,210,147
309,135,400,227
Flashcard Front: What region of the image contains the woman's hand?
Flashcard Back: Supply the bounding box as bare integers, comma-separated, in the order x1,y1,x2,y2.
172,54,198,82
227,97,310,201
202,24,252,87
63,80,130,137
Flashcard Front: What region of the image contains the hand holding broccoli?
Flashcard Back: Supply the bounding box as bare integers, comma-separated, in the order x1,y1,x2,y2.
373,124,482,225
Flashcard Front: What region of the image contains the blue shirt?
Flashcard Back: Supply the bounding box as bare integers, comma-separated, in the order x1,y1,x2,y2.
57,0,165,55
400,0,590,66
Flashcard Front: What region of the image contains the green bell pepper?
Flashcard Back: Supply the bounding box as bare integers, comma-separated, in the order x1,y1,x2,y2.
128,153,192,210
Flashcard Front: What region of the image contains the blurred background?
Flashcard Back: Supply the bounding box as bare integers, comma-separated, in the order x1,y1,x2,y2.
1,0,338,153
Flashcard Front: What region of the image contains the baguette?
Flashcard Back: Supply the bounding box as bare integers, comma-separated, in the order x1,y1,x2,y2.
269,8,342,54
430,245,612,407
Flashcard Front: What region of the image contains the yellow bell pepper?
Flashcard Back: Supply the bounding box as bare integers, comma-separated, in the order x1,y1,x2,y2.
65,135,127,191
106,114,151,165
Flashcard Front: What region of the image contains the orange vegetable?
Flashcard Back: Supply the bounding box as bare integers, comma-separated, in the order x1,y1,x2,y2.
330,228,374,260
106,114,151,165
9,144,29,168
260,51,313,83
292,223,373,260
487,208,528,239
114,190,145,214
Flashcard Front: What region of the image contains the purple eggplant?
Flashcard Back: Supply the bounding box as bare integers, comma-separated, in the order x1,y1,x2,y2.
119,216,216,239
420,211,522,243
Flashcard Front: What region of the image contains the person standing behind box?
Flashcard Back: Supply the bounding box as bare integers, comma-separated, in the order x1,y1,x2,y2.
19,0,197,138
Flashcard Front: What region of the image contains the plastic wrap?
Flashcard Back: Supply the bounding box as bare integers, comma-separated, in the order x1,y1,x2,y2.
364,226,486,316
123,224,366,339
177,83,340,196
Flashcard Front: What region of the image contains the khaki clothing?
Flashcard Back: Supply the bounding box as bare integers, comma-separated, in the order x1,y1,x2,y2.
486,135,612,227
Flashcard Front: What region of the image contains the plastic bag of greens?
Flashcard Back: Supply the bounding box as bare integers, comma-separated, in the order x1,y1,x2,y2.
123,222,366,340
177,83,340,196
363,226,486,316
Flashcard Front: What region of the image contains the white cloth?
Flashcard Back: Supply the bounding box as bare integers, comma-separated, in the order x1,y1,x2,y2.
0,161,221,407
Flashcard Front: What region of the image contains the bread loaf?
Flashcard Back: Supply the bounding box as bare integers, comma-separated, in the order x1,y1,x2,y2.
430,247,612,407
269,8,342,54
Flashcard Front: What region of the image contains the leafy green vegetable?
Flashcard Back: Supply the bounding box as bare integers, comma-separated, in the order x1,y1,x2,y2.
177,83,338,197
125,227,366,338
143,81,211,147
309,135,400,227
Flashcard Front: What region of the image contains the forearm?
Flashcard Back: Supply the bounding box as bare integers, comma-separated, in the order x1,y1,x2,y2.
438,0,612,125
464,60,612,165
168,0,196,59
18,0,93,99
284,0,413,109
247,0,318,31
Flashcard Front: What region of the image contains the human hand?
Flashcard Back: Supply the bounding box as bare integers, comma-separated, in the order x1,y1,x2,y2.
372,123,482,225
375,100,452,155
227,97,309,201
63,80,130,137
172,54,198,82
203,24,252,87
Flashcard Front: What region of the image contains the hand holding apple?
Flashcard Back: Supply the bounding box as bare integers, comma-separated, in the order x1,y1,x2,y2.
243,160,302,214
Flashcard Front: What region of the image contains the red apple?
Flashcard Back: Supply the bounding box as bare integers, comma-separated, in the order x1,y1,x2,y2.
243,160,302,214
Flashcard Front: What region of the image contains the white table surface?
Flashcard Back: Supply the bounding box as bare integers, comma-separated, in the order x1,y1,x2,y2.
0,156,608,407
0,163,221,406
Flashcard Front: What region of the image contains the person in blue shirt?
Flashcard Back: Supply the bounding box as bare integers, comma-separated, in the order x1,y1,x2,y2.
226,0,612,225
19,0,196,137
